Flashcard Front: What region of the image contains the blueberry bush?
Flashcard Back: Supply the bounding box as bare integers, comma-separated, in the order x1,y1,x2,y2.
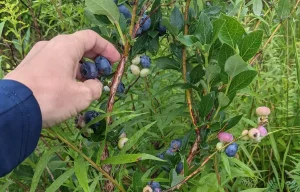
1,0,300,191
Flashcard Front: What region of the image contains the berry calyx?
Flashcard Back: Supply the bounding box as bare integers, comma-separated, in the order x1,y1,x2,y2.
170,139,181,151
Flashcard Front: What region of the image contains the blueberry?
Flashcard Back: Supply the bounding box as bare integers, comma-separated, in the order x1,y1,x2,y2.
157,24,166,36
176,161,183,174
95,56,112,76
136,27,142,36
84,110,101,130
225,142,238,157
117,82,125,93
140,15,151,31
140,55,151,68
157,153,164,159
153,188,162,192
118,5,132,20
148,182,160,189
80,62,98,79
165,148,174,156
170,139,181,150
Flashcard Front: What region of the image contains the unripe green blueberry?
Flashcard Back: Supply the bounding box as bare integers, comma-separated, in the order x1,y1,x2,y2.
241,129,250,140
103,85,110,92
248,128,260,140
132,56,141,65
216,142,224,151
118,137,129,149
130,64,140,76
140,68,150,77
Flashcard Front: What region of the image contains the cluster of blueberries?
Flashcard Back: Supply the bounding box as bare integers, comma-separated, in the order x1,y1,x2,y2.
80,55,125,94
115,0,166,36
80,56,112,79
75,110,101,138
146,181,162,192
158,139,183,174
130,55,151,77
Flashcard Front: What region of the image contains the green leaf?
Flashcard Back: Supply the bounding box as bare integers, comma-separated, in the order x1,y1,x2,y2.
30,146,62,192
218,92,230,107
228,70,257,95
239,189,267,192
170,6,184,31
131,34,149,56
231,158,255,178
162,17,179,36
277,0,290,19
239,30,263,61
253,0,263,16
84,9,102,25
218,14,245,48
177,32,198,46
121,122,156,153
224,55,248,78
221,115,243,131
170,169,185,187
101,153,165,165
205,64,221,83
189,64,205,84
155,57,181,71
221,153,231,179
0,181,12,192
212,18,224,43
45,169,74,192
218,43,235,70
74,156,90,192
0,21,5,38
195,12,213,45
85,0,120,23
199,91,215,118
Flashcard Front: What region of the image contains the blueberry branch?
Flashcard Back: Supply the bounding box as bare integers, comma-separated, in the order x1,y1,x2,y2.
181,0,201,166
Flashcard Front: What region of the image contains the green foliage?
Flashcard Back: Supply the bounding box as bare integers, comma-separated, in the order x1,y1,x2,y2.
1,0,300,191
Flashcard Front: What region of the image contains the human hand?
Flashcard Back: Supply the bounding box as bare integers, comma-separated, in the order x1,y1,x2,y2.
4,30,120,127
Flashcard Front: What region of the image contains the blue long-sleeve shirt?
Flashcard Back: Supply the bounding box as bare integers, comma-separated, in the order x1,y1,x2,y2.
0,79,42,177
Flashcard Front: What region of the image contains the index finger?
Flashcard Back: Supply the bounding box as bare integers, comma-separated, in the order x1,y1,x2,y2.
53,30,121,63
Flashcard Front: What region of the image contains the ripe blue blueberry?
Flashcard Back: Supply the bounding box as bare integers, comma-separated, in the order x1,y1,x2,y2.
170,139,181,150
117,82,125,93
140,15,151,31
176,162,183,174
140,55,151,68
84,111,101,130
157,24,166,36
136,27,142,36
225,142,238,157
95,56,112,76
80,62,98,79
118,5,132,20
165,148,174,156
148,182,160,189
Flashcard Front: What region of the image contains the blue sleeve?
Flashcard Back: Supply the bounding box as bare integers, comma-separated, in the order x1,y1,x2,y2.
0,79,42,177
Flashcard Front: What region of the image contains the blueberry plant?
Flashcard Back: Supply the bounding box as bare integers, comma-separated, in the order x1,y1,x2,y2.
4,0,300,191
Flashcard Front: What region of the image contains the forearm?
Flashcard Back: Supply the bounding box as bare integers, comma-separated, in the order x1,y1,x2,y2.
0,79,42,177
